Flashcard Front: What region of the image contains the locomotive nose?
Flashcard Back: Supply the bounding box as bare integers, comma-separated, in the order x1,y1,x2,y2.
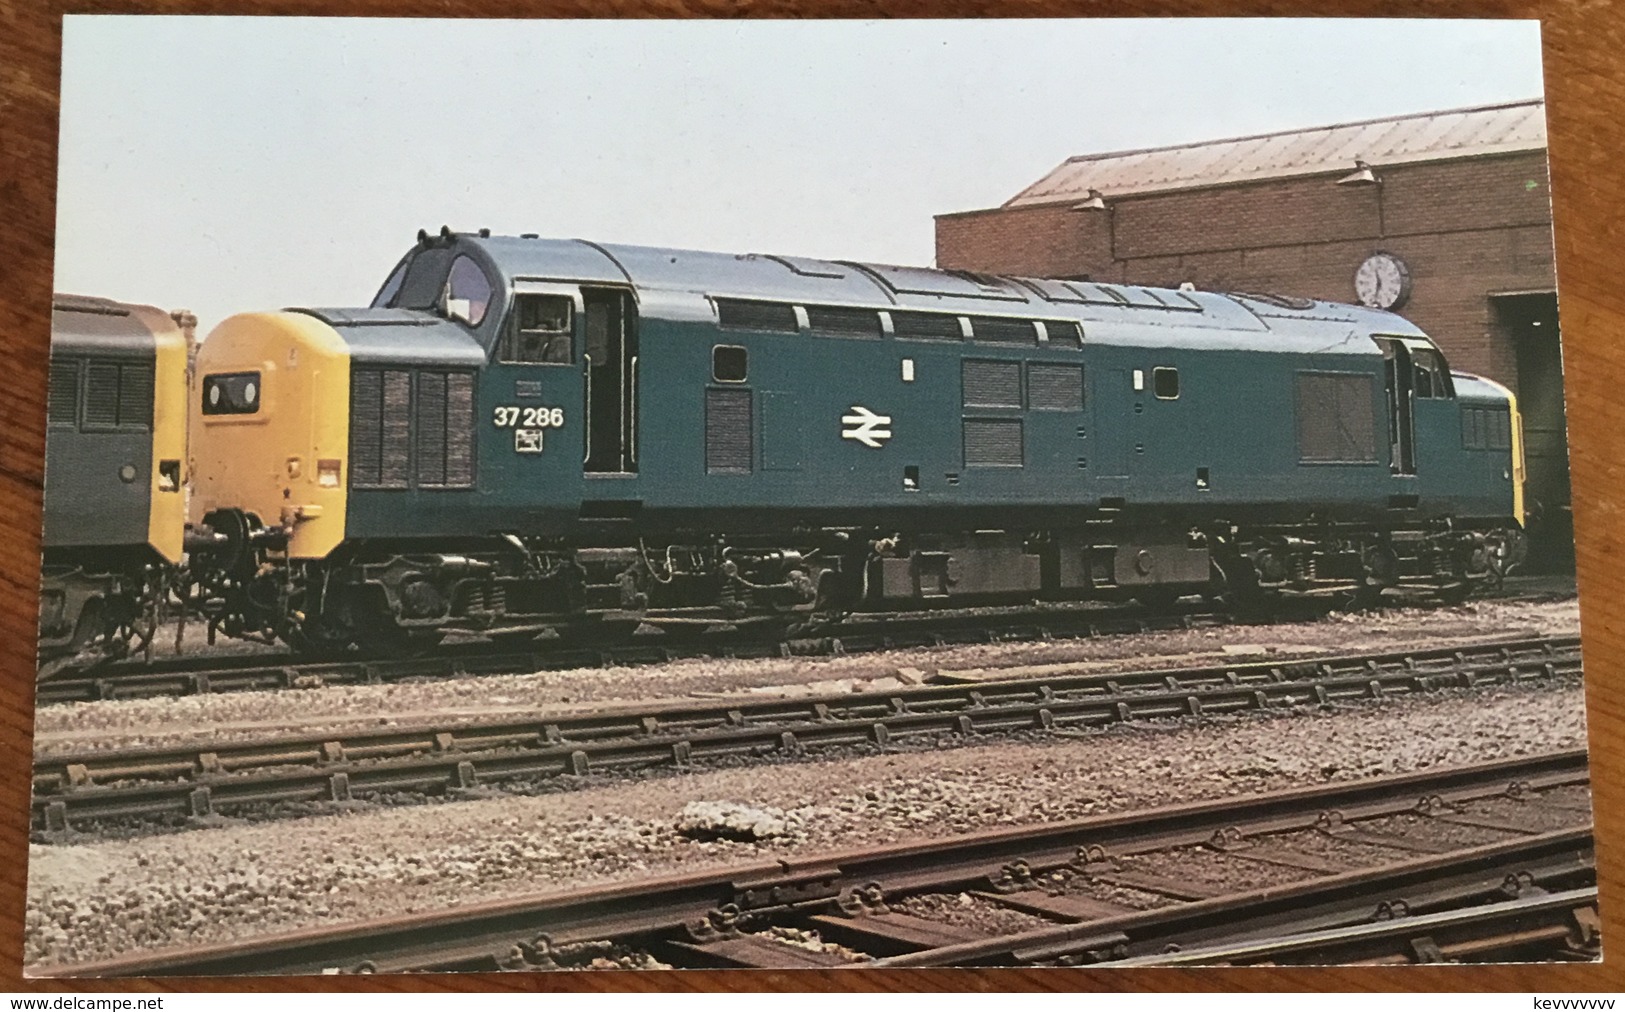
189,311,351,560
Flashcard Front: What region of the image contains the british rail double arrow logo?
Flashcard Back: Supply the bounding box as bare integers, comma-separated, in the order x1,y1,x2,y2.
841,405,893,448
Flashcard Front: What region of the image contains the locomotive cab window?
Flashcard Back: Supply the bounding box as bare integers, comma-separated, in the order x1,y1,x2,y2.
1411,349,1455,399
371,257,409,308
1152,366,1180,400
443,255,493,327
713,345,748,383
502,294,574,364
385,247,454,310
202,371,261,415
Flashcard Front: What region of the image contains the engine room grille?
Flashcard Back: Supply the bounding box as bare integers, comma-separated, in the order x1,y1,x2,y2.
805,304,882,339
79,359,152,430
705,387,753,473
962,360,1022,408
1027,363,1084,411
1462,406,1512,450
416,373,447,486
47,359,79,426
964,418,1024,468
83,362,121,428
1296,371,1377,464
415,371,477,487
351,368,473,489
381,371,413,487
716,299,798,334
350,370,385,487
444,374,476,484
118,363,154,428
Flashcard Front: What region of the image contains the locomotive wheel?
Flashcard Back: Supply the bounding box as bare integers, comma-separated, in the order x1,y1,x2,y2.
1435,581,1473,606
1132,586,1183,613
1211,553,1271,622
1344,583,1385,611
1347,546,1397,611
288,584,430,660
283,620,355,661
345,591,431,659
353,620,430,660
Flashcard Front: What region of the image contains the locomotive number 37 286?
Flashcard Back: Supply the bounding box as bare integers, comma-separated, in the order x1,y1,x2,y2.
493,406,565,429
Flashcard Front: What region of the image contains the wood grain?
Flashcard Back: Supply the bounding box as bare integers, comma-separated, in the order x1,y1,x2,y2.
2,0,1620,993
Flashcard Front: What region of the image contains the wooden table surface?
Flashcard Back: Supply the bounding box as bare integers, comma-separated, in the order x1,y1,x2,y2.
2,0,1621,993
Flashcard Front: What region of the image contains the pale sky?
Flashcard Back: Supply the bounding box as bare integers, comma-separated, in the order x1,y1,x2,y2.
54,17,1545,330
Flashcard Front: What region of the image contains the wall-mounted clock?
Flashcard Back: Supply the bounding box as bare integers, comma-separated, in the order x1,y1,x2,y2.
1354,252,1412,311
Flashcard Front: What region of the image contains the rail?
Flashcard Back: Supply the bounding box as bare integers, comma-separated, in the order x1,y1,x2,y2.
35,749,1592,975
33,635,1581,832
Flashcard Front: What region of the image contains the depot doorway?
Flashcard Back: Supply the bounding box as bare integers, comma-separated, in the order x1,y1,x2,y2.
1493,292,1572,573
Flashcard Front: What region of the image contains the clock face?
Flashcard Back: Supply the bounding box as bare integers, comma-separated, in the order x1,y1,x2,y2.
1354,253,1412,310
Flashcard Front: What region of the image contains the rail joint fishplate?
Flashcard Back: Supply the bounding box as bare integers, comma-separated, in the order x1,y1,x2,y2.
729,861,844,912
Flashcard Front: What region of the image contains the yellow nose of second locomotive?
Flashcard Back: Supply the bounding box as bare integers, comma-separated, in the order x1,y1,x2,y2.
189,311,351,559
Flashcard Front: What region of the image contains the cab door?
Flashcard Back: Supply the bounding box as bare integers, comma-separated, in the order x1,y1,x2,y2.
486,283,584,502
1375,338,1417,476
1093,365,1135,481
582,287,638,475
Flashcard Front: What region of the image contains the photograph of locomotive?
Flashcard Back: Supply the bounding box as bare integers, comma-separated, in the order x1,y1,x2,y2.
25,17,1598,978
50,235,1528,664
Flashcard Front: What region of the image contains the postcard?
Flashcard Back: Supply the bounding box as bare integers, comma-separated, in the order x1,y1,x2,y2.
28,17,1595,976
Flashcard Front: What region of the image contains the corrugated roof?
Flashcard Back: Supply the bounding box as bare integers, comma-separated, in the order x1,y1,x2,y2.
1003,99,1546,209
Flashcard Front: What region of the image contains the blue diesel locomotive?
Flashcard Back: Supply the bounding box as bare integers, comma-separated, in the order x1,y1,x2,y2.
185,230,1526,653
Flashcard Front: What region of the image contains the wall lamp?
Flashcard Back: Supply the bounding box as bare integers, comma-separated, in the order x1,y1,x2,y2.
1071,188,1108,211
1337,159,1380,187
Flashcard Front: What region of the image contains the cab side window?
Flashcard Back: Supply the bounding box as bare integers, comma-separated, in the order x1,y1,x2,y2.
502,294,574,364
1412,349,1454,399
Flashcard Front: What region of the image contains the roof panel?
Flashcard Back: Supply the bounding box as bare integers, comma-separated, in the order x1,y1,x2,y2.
844,262,1032,303
1003,99,1546,208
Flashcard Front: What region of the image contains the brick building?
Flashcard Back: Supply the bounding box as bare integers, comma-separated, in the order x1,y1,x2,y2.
936,99,1571,568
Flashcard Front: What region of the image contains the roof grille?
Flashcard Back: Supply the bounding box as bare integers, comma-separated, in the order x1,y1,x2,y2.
968,316,1038,346
891,311,963,342
1235,291,1317,311
805,305,882,339
1042,321,1083,348
716,298,798,334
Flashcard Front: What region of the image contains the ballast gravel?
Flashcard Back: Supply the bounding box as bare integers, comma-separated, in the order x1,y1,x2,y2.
1109,847,1320,895
24,675,1591,971
892,892,1056,937
33,596,1580,756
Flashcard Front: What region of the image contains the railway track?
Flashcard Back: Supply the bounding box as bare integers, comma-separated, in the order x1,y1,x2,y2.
35,599,1233,706
33,634,1581,833
37,577,1572,707
35,749,1595,975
